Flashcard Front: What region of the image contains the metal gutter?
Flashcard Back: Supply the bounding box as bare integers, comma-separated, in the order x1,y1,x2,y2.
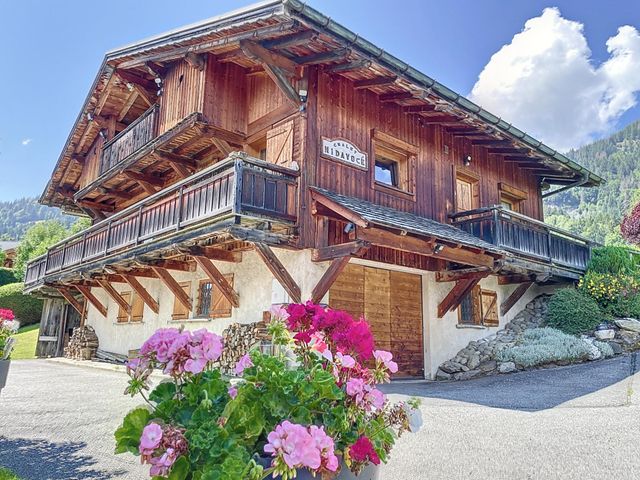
283,0,603,187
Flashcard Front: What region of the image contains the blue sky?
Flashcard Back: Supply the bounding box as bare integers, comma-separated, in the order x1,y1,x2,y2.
1,0,639,202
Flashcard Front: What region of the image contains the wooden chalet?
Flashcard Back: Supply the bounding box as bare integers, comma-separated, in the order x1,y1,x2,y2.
26,0,602,378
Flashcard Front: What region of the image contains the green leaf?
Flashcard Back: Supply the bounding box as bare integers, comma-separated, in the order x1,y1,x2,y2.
114,407,151,455
150,381,177,403
167,456,190,480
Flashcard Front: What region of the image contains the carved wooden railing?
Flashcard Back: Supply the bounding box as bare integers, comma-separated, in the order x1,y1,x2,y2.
99,104,159,175
25,154,298,288
450,206,594,272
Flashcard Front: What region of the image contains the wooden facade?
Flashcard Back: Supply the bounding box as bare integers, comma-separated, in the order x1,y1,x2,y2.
26,1,603,375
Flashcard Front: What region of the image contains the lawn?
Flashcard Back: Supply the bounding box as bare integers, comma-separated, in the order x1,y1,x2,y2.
0,467,21,480
10,324,39,360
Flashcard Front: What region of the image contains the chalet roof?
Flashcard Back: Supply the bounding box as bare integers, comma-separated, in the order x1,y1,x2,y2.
310,187,506,256
40,0,603,214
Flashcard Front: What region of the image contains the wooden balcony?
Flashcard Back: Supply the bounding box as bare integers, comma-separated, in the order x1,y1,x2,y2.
450,206,594,276
25,154,298,290
99,104,159,176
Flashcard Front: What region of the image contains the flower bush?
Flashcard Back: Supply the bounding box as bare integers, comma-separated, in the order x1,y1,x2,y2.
0,308,18,360
115,303,422,479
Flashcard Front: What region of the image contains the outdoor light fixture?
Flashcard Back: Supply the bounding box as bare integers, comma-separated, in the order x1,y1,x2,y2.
126,82,134,92
433,243,445,254
154,77,162,86
86,112,94,122
540,181,551,191
98,129,108,140
344,222,355,234
463,154,472,166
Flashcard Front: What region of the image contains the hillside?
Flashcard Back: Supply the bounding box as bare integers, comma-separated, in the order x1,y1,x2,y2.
0,198,76,240
544,120,640,245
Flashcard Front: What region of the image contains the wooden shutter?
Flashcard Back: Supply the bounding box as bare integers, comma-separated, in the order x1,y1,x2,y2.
116,291,132,323
210,274,234,318
266,120,294,167
172,281,192,320
131,293,144,322
481,290,499,326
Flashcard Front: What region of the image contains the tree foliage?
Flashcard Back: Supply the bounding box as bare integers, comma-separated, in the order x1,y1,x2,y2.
13,220,71,280
0,282,43,326
545,120,640,246
0,197,75,240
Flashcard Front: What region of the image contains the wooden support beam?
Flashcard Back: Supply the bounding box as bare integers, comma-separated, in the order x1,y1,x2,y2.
354,226,496,269
97,279,131,315
122,274,159,314
192,256,240,308
437,278,482,318
151,266,192,312
76,199,116,212
379,91,414,102
169,161,192,178
402,104,437,114
247,103,298,138
312,241,371,262
97,187,135,200
498,274,533,285
254,243,301,303
327,60,372,73
75,285,107,317
296,48,349,65
310,193,369,227
239,40,299,73
261,30,317,49
56,287,85,316
435,268,491,283
177,246,241,262
487,147,532,155
124,170,164,187
145,259,195,272
114,69,157,93
353,76,397,90
211,137,233,156
311,256,351,304
185,52,205,71
153,150,197,168
500,282,534,316
118,91,139,122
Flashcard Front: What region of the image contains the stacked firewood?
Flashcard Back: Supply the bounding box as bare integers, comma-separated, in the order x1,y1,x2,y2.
219,321,271,375
64,325,99,360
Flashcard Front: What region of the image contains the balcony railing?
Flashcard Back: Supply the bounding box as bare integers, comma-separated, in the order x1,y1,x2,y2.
99,104,159,175
450,206,594,272
25,154,298,288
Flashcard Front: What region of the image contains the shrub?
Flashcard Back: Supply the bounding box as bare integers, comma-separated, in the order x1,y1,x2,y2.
496,328,592,368
579,271,639,306
0,283,43,326
606,292,640,318
0,268,18,287
588,246,639,276
593,340,615,358
545,288,604,335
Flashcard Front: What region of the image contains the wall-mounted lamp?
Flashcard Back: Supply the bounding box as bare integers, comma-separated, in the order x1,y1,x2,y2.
86,112,94,122
433,243,445,254
463,154,472,167
126,82,134,92
344,222,355,234
98,129,108,140
540,181,551,191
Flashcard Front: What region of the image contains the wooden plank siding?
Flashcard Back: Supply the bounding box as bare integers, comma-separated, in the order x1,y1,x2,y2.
158,59,206,135
300,67,543,248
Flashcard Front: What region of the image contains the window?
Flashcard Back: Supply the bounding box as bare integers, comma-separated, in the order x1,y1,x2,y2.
172,281,192,320
247,136,267,161
498,183,527,213
372,130,417,195
458,287,499,327
194,274,234,319
116,291,132,323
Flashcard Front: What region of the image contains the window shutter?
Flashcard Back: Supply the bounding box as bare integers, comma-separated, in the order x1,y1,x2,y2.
481,290,499,326
117,291,132,323
471,285,483,325
210,274,234,318
131,293,144,322
266,120,294,167
172,281,192,320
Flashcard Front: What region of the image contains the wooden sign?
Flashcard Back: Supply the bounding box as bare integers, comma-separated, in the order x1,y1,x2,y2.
321,138,368,170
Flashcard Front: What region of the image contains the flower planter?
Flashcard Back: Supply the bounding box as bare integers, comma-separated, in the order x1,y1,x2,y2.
0,359,10,391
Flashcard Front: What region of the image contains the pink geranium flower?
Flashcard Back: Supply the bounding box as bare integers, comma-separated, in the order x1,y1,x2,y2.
373,350,399,374
228,386,238,399
139,423,163,456
335,352,356,369
235,354,254,376
349,436,380,465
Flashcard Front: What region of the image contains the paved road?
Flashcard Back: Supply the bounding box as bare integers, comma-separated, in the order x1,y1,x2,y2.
1,355,638,480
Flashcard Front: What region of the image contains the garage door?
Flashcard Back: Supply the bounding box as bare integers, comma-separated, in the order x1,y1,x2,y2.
329,264,424,377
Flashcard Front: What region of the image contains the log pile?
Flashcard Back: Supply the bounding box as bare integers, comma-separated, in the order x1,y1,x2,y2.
64,326,99,360
219,321,271,375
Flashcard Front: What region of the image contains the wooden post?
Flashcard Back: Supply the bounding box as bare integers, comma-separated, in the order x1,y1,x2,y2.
151,266,193,312
122,274,160,314
500,282,534,316
75,285,107,317
311,256,351,304
97,279,131,315
192,256,240,308
254,243,301,303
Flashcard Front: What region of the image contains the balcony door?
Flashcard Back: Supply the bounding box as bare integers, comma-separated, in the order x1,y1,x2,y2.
454,167,480,212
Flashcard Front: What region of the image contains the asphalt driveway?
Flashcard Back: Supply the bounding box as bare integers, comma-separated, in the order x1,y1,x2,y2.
1,355,638,480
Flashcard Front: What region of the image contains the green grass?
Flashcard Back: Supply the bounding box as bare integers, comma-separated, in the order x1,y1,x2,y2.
10,323,40,360
0,467,21,480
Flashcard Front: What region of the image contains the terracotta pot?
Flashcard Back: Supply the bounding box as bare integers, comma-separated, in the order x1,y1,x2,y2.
0,359,10,391
259,458,379,480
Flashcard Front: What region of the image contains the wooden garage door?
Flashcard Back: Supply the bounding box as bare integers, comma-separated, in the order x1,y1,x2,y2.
329,264,424,377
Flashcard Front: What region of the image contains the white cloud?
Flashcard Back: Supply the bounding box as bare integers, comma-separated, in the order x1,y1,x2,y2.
469,8,640,151
21,138,32,146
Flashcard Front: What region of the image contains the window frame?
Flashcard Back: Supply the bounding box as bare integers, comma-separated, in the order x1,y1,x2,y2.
498,182,527,214
371,129,417,199
195,279,214,319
